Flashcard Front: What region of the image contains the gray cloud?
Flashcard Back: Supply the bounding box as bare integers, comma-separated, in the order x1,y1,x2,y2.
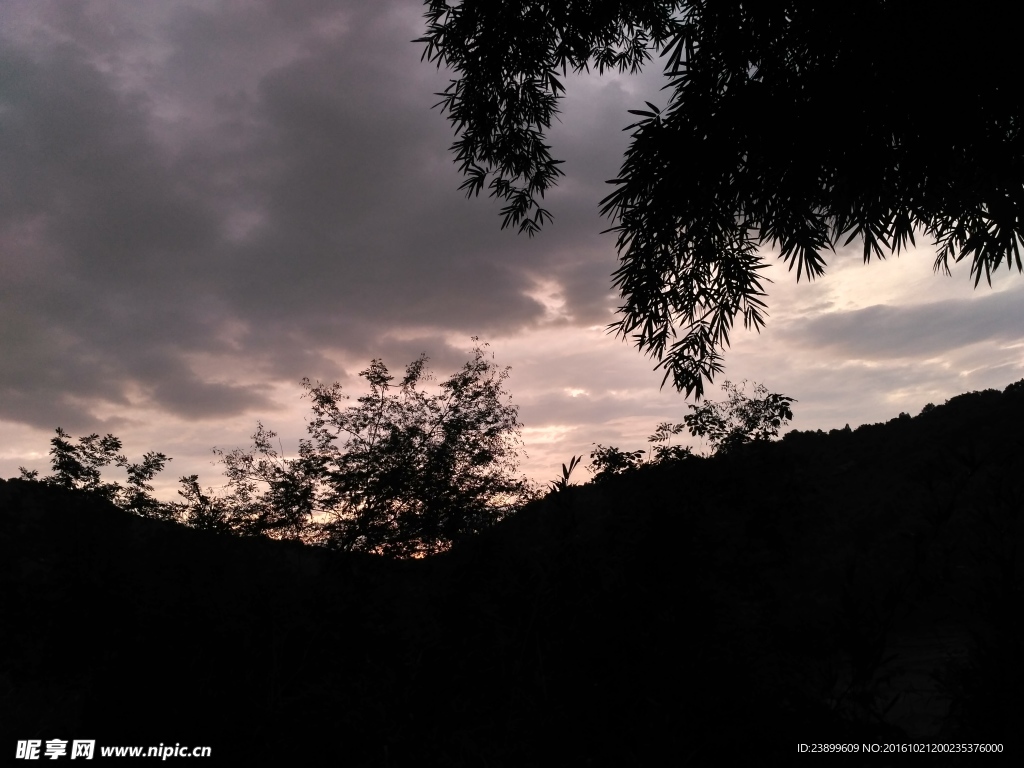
784,285,1024,359
1,0,589,429
4,1,1024,492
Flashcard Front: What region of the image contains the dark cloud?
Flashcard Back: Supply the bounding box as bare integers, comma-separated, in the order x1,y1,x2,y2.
784,285,1024,359
1,0,594,429
4,1,1023,491
148,372,277,421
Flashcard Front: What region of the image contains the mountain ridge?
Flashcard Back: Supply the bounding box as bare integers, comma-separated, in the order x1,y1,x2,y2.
4,382,1023,764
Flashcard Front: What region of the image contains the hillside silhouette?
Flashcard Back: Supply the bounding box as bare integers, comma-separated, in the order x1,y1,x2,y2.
4,382,1023,764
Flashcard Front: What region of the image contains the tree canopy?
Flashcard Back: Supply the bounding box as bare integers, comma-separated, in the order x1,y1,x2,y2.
18,343,533,558
683,380,795,455
417,1,1023,397
214,342,534,556
586,379,791,481
20,428,172,520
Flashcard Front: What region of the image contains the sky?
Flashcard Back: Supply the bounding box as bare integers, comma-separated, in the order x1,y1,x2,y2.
3,0,1024,501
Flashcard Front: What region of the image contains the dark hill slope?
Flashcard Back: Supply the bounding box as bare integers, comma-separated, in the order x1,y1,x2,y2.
1,479,436,762
3,383,1023,765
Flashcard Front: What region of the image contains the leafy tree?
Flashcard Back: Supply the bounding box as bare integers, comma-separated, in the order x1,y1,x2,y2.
418,1,1023,397
211,421,319,540
684,380,795,456
217,342,535,556
20,428,174,520
588,422,691,482
588,380,789,476
647,421,692,463
587,444,646,484
174,474,235,534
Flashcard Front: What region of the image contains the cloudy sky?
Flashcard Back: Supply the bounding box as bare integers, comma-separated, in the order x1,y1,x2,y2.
3,0,1023,500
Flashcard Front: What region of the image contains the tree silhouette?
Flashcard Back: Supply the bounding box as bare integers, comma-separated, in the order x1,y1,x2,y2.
417,1,1023,397
588,379,790,478
20,428,173,519
684,380,795,456
588,444,644,484
216,342,534,556
15,345,533,556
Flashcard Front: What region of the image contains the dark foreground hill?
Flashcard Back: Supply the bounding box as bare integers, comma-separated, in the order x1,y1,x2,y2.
3,383,1023,765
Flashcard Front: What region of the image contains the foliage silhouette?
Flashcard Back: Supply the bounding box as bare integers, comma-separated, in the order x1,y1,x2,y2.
20,428,174,520
588,424,694,482
548,454,582,493
588,379,786,480
587,444,646,484
646,420,693,462
214,341,534,556
684,379,795,455
417,1,1024,397
174,473,236,534
16,343,533,558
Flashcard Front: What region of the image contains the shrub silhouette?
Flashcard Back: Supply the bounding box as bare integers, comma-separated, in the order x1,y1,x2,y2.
589,379,789,481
